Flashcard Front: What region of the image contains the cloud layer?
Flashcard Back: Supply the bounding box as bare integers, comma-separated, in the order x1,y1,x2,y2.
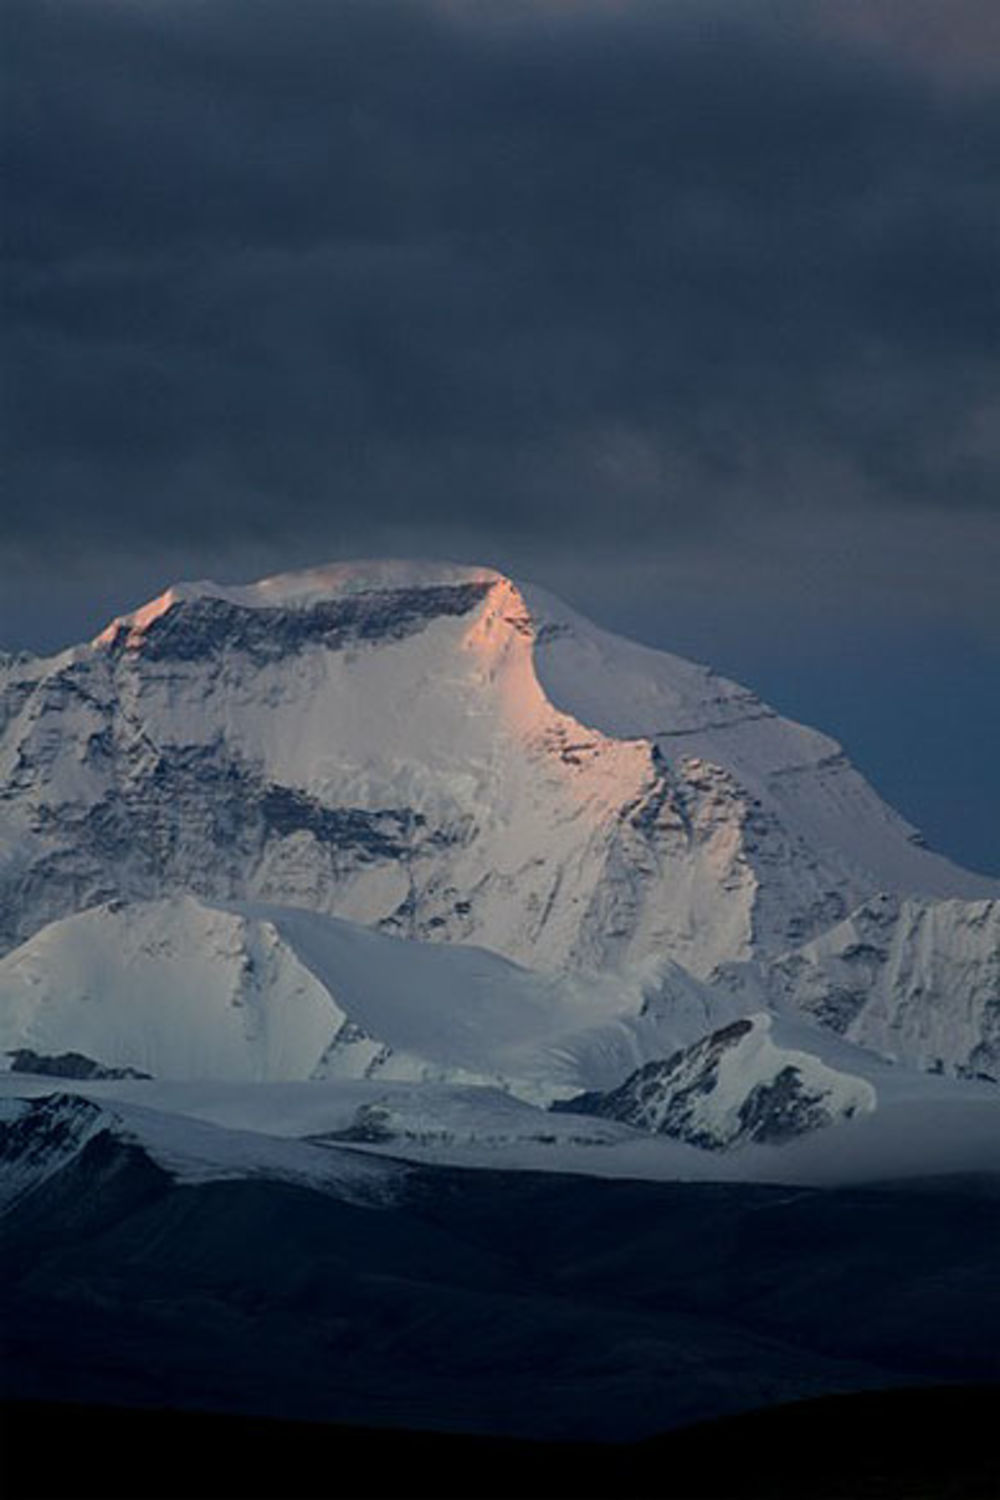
3,0,999,636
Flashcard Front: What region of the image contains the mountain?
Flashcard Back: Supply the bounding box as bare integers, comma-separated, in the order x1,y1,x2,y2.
2,562,994,984
2,559,996,1148
2,559,997,1466
553,1015,876,1150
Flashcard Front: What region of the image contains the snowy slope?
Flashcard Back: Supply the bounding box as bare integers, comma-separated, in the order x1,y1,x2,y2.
718,893,1000,1081
2,561,993,981
0,894,736,1098
523,584,978,893
0,897,349,1082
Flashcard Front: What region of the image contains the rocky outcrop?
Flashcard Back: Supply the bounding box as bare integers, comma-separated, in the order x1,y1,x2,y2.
553,1015,876,1150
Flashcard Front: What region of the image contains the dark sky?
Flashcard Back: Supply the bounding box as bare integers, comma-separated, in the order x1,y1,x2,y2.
3,0,999,873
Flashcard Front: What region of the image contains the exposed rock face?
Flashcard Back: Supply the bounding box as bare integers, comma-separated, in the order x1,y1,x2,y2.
98,583,494,664
0,1093,113,1210
553,1015,876,1150
6,1049,151,1081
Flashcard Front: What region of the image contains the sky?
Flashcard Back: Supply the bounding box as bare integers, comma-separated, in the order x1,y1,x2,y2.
3,0,999,874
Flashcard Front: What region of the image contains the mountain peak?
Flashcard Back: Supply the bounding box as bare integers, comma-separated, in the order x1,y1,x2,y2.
3,556,993,986
93,559,507,649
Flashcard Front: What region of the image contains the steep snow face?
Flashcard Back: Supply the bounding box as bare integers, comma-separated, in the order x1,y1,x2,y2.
523,583,996,912
0,898,345,1082
556,1014,876,1150
1,561,993,979
725,895,1000,1081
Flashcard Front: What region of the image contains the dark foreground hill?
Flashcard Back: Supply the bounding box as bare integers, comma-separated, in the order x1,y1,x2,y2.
2,1114,998,1457
4,1385,999,1500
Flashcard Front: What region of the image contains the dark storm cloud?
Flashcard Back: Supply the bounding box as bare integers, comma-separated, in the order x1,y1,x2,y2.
3,0,999,620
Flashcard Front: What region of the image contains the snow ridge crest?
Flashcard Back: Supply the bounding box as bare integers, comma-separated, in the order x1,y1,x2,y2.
93,560,507,649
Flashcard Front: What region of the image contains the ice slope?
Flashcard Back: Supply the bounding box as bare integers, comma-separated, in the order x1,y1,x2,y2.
2,561,993,979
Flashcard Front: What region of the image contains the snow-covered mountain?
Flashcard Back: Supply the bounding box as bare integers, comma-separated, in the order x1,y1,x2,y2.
0,893,660,1096
1,560,993,983
1,558,996,1169
554,1015,876,1150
